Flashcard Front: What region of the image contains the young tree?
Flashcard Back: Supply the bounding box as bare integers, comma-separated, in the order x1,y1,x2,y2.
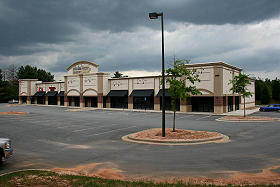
113,71,123,78
230,73,252,117
166,59,201,132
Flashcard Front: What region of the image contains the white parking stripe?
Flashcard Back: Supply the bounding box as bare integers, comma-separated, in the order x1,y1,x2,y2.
176,115,194,120
72,123,120,133
86,126,137,136
195,115,211,120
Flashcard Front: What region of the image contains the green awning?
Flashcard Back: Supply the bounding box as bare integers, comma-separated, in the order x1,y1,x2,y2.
130,90,154,97
46,91,58,97
57,91,65,96
107,90,128,97
156,89,172,97
34,91,45,97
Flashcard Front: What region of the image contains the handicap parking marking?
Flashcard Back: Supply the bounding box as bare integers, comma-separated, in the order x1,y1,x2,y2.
86,126,137,136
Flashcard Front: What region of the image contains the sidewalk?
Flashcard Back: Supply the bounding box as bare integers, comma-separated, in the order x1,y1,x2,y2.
221,107,260,116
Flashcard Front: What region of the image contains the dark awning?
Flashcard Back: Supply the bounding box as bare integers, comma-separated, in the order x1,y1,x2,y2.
57,91,65,96
107,90,128,97
156,89,172,97
130,89,154,97
46,91,58,97
34,91,45,97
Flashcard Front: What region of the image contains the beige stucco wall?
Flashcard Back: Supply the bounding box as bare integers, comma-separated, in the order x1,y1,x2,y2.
194,67,214,94
19,81,28,96
223,68,233,95
110,79,129,90
133,78,154,90
83,75,98,92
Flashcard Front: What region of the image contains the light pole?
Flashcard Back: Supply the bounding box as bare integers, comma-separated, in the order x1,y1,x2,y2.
149,12,165,137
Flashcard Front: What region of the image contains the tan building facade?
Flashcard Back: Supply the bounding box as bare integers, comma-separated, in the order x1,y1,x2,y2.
18,61,255,114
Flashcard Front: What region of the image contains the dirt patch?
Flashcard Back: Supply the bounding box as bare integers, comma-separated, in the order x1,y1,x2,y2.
141,165,280,186
0,111,29,115
51,162,125,180
128,128,222,142
9,174,70,187
219,115,279,121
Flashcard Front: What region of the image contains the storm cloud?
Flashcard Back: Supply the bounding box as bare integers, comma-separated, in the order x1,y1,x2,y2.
0,0,280,79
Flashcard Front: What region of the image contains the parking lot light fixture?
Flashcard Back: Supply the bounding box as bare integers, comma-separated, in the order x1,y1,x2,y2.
149,12,165,137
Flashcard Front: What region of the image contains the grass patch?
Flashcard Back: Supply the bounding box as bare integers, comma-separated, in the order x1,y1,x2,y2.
0,170,278,187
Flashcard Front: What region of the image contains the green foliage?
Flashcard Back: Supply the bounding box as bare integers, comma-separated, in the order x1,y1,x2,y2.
255,78,280,104
17,65,54,82
230,73,252,117
0,65,54,103
166,59,201,112
230,73,252,98
113,71,123,78
166,59,201,131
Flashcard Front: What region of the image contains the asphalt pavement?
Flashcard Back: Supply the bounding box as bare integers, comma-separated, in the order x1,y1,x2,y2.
0,104,280,178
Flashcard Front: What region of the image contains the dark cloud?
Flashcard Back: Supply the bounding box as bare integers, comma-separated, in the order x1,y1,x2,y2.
1,0,280,56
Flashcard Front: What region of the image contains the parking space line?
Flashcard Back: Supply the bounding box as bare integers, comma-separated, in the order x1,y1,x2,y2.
72,123,120,133
195,115,211,120
86,126,137,136
176,115,194,120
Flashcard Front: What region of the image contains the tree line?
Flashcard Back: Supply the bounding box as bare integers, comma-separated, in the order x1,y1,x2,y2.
0,65,54,103
255,78,280,104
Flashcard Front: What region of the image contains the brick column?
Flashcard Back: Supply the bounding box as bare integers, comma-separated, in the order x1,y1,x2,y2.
45,96,48,105
64,95,68,106
223,96,228,113
97,94,103,108
128,96,133,109
106,97,111,108
80,95,84,108
27,96,31,104
214,96,223,114
180,98,191,112
154,96,160,111
232,96,235,111
57,96,60,106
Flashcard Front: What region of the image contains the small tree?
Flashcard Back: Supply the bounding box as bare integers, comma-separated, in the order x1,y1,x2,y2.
166,59,201,132
113,71,123,78
230,73,252,117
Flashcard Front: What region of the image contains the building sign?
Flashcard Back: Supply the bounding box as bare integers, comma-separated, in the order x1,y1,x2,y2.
73,65,91,74
49,87,56,91
38,87,43,91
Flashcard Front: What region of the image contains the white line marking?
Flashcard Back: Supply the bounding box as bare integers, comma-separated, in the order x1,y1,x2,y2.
72,123,120,133
176,115,194,120
86,126,137,136
195,115,211,120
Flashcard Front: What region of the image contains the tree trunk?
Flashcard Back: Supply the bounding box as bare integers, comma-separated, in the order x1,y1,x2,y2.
173,111,176,132
243,96,246,117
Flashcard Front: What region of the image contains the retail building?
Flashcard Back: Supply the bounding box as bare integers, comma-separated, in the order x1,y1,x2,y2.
18,61,255,114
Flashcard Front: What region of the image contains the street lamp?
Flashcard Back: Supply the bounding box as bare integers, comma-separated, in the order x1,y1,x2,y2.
149,12,165,137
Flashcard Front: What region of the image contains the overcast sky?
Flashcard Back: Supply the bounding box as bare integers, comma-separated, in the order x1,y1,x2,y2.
0,0,280,80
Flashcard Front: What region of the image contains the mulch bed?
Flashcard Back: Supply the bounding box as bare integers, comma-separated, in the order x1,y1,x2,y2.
220,115,279,121
128,128,221,142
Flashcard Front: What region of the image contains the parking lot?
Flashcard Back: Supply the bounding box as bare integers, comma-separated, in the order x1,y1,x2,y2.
1,104,280,179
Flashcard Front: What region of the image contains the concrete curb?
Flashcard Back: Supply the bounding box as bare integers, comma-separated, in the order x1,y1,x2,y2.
122,134,230,146
216,117,280,123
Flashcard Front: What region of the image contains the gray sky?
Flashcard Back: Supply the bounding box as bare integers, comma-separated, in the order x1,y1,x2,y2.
0,0,280,80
